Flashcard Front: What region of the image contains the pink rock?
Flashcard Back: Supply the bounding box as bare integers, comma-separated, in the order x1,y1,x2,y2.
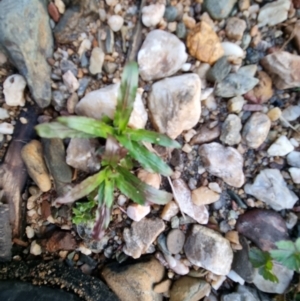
127,204,151,222
48,2,60,22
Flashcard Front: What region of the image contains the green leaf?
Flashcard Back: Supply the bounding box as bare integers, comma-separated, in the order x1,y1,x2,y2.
57,116,114,138
35,122,97,139
115,166,173,205
114,62,139,133
116,135,173,176
295,238,300,251
259,266,279,283
104,177,115,208
270,240,300,271
55,169,108,205
125,128,181,148
249,248,271,268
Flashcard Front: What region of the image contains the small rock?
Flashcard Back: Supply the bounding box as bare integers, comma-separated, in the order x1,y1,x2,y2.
203,0,238,20
161,201,180,221
206,56,231,83
106,0,118,6
103,62,118,74
208,182,222,193
102,257,164,301
267,135,294,156
0,123,14,135
184,224,233,275
190,123,220,145
289,167,300,184
89,47,105,75
148,74,201,139
242,112,271,149
21,140,51,192
138,30,187,81
187,21,224,64
172,179,209,224
287,151,300,167
244,169,298,211
78,39,92,58
237,65,257,77
176,22,187,39
282,105,300,121
267,107,281,121
199,143,245,187
239,0,250,11
285,21,300,53
30,241,42,256
66,138,100,173
253,263,293,294
183,14,196,29
26,226,35,239
222,285,260,301
170,277,211,301
220,114,242,146
166,229,186,254
244,71,273,104
227,96,246,113
137,169,161,189
48,2,60,22
107,15,124,32
215,74,259,98
63,70,79,93
142,3,165,27
260,51,300,89
123,218,165,259
257,0,290,28
60,59,78,77
127,204,151,222
164,6,179,22
3,74,26,106
0,52,7,65
67,92,79,114
192,186,220,206
225,17,246,41
221,42,244,58
46,231,77,252
153,279,172,294
54,0,65,14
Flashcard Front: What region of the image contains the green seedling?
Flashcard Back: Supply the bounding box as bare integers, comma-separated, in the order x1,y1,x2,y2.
36,62,180,239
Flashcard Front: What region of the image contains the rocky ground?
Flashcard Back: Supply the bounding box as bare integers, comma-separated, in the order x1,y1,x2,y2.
0,0,300,300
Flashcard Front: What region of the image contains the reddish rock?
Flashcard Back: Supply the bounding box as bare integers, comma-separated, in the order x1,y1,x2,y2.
46,231,77,252
236,209,289,251
48,2,60,22
41,200,51,220
293,0,300,8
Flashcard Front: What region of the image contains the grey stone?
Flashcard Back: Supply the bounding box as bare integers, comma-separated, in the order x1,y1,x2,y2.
0,204,11,262
190,123,221,145
103,62,118,74
77,77,91,97
203,0,238,20
164,6,179,22
207,56,231,83
52,90,66,111
166,229,186,255
220,114,242,145
242,113,271,149
222,285,259,301
184,224,233,275
176,22,187,39
199,143,245,187
60,59,78,77
287,151,300,167
215,74,259,98
0,0,53,108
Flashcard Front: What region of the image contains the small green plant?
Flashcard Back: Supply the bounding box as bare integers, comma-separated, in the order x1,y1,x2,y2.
36,62,180,239
249,238,300,283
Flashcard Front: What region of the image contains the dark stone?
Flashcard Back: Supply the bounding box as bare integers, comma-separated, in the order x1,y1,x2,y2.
246,47,261,64
0,204,12,262
0,0,53,108
164,6,179,22
203,0,238,20
231,235,254,283
60,59,78,77
207,56,231,83
236,209,289,251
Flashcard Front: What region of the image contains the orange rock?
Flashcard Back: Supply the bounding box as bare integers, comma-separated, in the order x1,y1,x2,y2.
46,231,77,252
186,21,224,65
48,2,60,22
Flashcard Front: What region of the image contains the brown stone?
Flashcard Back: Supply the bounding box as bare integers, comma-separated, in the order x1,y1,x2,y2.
285,21,300,53
48,2,60,22
46,231,77,252
192,186,220,205
186,21,224,65
244,71,273,104
102,257,165,301
190,123,221,145
225,17,246,40
153,279,172,294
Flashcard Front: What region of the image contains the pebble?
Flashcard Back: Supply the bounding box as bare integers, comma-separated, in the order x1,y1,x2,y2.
199,142,245,187
46,231,77,252
192,186,220,205
208,182,222,193
220,114,242,146
78,39,92,58
206,56,231,83
170,277,211,301
176,22,187,39
161,201,180,221
48,2,60,22
3,74,26,106
0,122,14,135
287,151,300,167
267,107,281,121
267,135,294,157
257,0,290,27
60,59,78,77
215,74,259,98
203,0,238,20
239,0,250,11
62,70,79,93
138,169,161,189
227,96,246,113
261,51,300,89
142,3,165,27
21,140,52,192
138,30,187,81
107,15,124,32
148,74,201,139
0,51,7,65
123,218,165,259
182,14,196,29
190,123,220,145
30,241,42,256
54,0,65,14
289,167,300,184
127,204,151,222
89,47,105,75
242,112,271,148
237,65,257,77
103,61,118,74
164,6,179,22
225,17,246,40
67,93,79,114
282,105,300,121
221,42,244,58
244,169,298,211
26,226,35,239
106,0,118,6
166,229,185,254
186,21,224,65
153,279,172,294
184,225,233,275
172,179,209,224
